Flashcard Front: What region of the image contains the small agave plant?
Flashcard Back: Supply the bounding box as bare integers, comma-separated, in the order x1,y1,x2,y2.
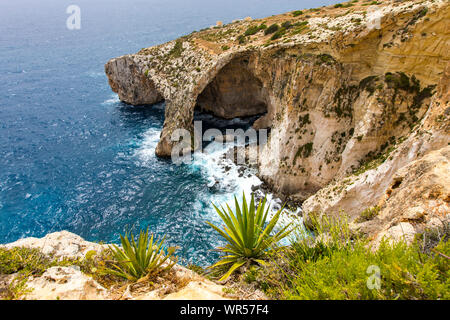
207,192,293,281
107,228,177,281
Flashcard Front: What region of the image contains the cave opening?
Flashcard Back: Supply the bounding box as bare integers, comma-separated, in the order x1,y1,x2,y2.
195,57,268,121
193,57,270,161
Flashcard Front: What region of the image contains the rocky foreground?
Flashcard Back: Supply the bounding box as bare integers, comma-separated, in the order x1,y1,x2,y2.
105,0,449,244
0,231,243,300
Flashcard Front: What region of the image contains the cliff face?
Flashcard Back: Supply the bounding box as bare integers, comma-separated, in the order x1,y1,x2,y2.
105,0,449,241
303,62,449,243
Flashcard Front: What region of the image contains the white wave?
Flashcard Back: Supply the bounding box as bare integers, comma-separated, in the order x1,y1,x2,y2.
189,140,302,232
134,128,161,164
87,71,105,78
101,94,120,106
133,127,303,235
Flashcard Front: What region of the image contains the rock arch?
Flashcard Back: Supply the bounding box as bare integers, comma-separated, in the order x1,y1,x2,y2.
195,57,269,119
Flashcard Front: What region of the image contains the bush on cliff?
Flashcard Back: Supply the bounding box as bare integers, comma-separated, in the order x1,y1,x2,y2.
0,247,75,276
244,216,450,300
244,24,266,36
264,24,279,35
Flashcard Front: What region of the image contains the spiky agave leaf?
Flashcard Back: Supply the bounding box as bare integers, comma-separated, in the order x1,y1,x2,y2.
207,192,293,281
106,228,177,281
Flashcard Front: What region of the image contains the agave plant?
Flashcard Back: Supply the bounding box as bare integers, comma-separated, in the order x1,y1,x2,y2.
207,193,293,281
107,229,177,281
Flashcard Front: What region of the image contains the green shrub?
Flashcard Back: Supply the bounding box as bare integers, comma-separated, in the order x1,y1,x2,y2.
271,28,286,40
237,35,246,44
294,21,309,27
168,40,184,58
317,53,335,65
258,216,450,300
292,10,303,17
244,25,260,36
363,1,380,5
2,274,32,300
244,24,267,37
207,193,293,281
293,142,313,164
335,3,354,8
281,21,292,29
291,21,309,35
357,206,381,222
353,143,396,176
264,24,279,35
107,229,177,281
0,247,72,276
418,7,428,19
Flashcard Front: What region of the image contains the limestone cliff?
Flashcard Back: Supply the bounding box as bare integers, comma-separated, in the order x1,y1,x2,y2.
105,0,449,241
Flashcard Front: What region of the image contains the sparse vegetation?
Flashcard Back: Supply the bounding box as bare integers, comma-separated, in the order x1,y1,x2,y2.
243,216,450,300
291,21,309,35
168,40,184,58
0,246,117,299
317,53,335,66
357,206,381,222
264,23,280,35
281,21,293,30
0,247,57,276
294,142,313,164
271,28,286,40
244,24,267,36
353,143,396,176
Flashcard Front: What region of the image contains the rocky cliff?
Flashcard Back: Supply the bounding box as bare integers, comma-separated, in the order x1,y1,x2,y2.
0,232,237,300
105,0,449,242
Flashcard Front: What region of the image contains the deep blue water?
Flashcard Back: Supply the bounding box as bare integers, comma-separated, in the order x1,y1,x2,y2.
0,0,337,265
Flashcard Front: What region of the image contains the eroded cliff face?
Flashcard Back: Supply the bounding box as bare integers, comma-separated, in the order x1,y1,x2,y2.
303,61,450,243
105,55,163,105
105,0,449,241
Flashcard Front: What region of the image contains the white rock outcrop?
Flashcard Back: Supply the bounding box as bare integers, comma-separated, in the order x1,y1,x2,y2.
1,232,234,300
24,266,110,300
1,231,108,259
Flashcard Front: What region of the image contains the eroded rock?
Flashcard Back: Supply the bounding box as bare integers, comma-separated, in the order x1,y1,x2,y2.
1,231,108,259
24,266,110,300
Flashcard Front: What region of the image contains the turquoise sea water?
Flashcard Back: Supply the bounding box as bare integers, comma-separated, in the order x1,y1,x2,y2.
0,0,336,265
